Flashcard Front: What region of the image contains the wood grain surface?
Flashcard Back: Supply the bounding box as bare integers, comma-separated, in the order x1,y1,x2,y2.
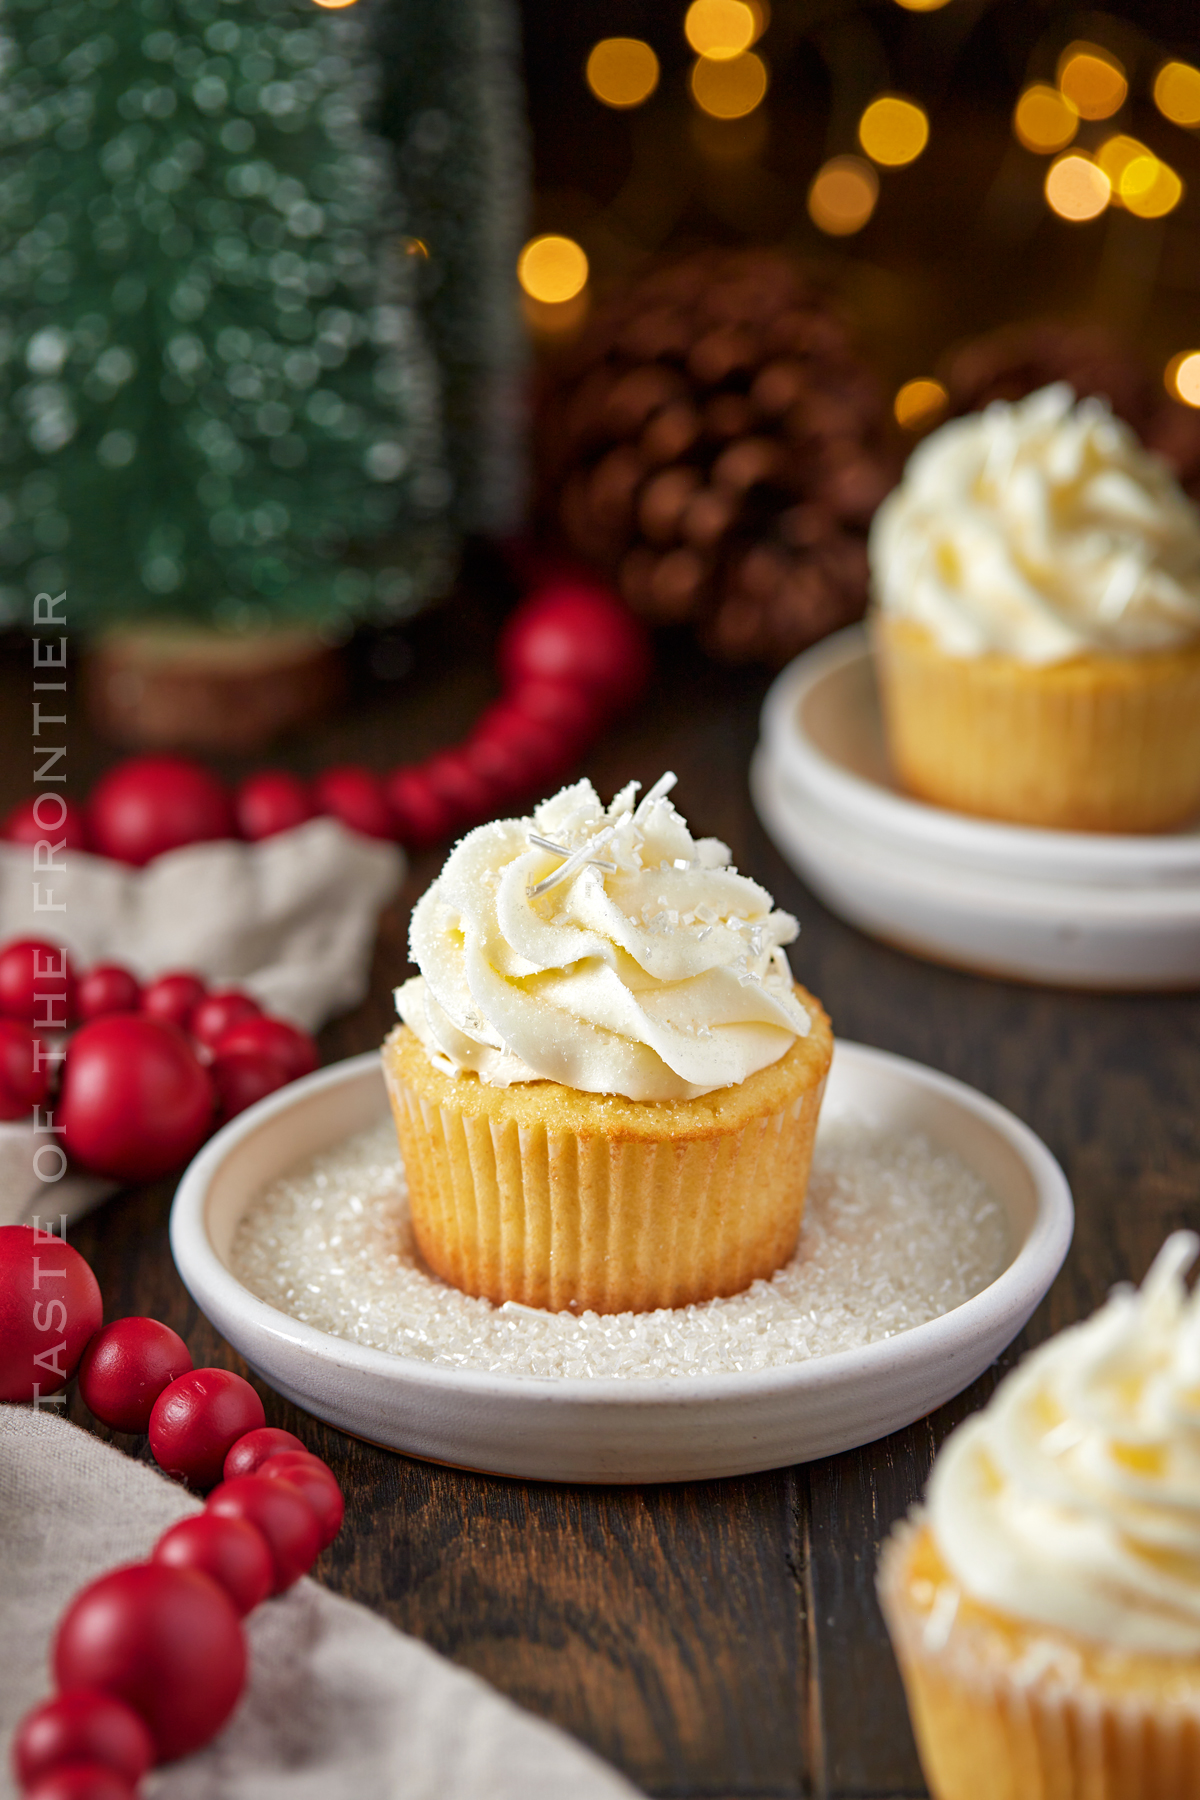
3,584,1197,1800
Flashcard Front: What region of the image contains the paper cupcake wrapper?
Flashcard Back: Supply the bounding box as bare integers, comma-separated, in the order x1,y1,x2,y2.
383,1064,825,1314
874,616,1200,832
877,1523,1200,1800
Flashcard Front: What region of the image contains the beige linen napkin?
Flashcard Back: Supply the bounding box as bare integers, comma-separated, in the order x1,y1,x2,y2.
0,1408,641,1800
0,819,403,1230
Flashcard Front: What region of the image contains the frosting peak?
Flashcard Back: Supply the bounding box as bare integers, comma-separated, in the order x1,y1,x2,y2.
396,773,810,1101
870,384,1200,663
928,1232,1200,1656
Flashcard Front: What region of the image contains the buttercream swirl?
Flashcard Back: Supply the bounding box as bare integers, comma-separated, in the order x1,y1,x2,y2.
395,773,809,1102
870,383,1200,663
927,1232,1200,1657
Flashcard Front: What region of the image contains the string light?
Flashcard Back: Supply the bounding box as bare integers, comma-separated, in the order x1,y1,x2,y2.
1044,153,1110,221
892,0,952,11
517,235,589,304
1154,61,1200,128
1123,158,1184,219
807,157,879,234
586,39,660,109
894,379,948,430
858,97,929,167
685,0,756,60
1012,84,1078,153
1165,352,1200,408
690,51,768,118
1057,45,1127,121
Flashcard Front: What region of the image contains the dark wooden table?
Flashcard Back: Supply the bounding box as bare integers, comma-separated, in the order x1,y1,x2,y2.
5,592,1198,1800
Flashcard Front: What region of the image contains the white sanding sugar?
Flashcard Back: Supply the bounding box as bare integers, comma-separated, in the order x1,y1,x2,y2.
229,1117,1010,1380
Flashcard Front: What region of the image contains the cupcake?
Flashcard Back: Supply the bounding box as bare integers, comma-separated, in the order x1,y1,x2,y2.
878,1232,1200,1800
870,384,1200,832
384,772,832,1314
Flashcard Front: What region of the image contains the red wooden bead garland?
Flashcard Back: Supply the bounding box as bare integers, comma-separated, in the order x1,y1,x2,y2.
206,1475,321,1594
3,794,89,851
0,1226,102,1405
0,938,76,1027
311,766,394,841
149,1369,266,1490
13,1689,155,1790
210,1051,289,1124
78,1319,193,1434
189,991,260,1052
234,771,315,842
223,1426,310,1480
211,1016,318,1081
152,1514,273,1618
54,1563,246,1761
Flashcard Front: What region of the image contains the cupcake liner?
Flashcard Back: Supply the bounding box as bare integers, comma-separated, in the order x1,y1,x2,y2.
874,616,1200,832
878,1522,1200,1800
382,1016,831,1314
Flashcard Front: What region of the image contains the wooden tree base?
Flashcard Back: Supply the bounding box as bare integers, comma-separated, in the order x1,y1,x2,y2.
84,625,346,754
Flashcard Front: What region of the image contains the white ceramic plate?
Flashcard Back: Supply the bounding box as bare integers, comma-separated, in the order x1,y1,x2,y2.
761,627,1200,888
752,748,1200,990
170,1048,1073,1484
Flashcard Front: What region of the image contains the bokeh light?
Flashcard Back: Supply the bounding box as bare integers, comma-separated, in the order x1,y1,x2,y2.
807,157,879,235
310,0,358,9
858,97,929,167
892,0,952,11
1044,153,1111,221
1096,134,1150,189
690,51,768,118
586,38,660,109
1013,84,1078,153
1057,45,1127,121
517,235,589,304
1123,158,1184,219
894,379,949,430
1154,61,1200,128
685,0,756,60
1166,351,1200,408
745,0,770,43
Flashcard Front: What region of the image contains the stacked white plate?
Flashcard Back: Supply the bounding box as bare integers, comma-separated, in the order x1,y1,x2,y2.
751,627,1200,989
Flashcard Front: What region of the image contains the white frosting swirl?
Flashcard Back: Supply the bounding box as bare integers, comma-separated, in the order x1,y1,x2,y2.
870,384,1200,663
395,773,810,1102
928,1232,1200,1656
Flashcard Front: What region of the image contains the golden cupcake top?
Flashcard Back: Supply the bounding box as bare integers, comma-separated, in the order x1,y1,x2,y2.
395,772,811,1102
870,384,1200,663
926,1232,1200,1656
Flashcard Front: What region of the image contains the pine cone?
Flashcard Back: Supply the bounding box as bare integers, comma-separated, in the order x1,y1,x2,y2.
941,320,1200,503
536,250,898,666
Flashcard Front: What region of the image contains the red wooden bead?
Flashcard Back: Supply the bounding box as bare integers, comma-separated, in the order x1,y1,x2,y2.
78,1318,193,1434
189,990,261,1052
149,1369,266,1491
54,1563,245,1762
211,1016,318,1081
498,580,651,701
59,1018,214,1185
421,749,493,828
0,1225,102,1405
206,1474,321,1594
13,1689,155,1789
77,966,142,1024
0,1016,50,1120
506,676,603,741
384,767,455,847
234,771,315,842
139,971,206,1033
210,1051,288,1124
471,702,570,787
259,1453,344,1549
23,1762,136,1800
223,1426,309,1481
153,1513,273,1618
0,937,76,1027
87,756,234,867
312,765,394,840
2,794,89,851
